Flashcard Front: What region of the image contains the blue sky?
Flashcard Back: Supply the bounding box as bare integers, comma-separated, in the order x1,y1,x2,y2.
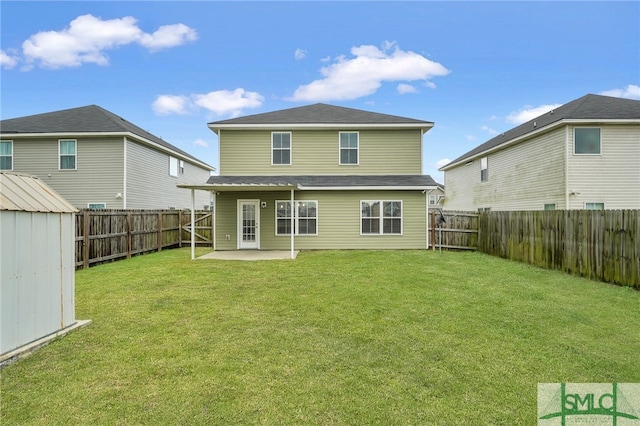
1,1,638,183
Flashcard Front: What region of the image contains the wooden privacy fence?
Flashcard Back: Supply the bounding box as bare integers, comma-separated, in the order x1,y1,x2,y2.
75,209,213,269
429,210,479,250
478,210,639,288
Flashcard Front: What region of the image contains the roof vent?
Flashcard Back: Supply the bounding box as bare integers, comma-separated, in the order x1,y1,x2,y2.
533,121,537,128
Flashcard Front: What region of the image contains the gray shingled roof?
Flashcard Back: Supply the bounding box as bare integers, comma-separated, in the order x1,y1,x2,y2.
442,94,640,169
208,103,433,127
0,105,213,169
204,175,439,188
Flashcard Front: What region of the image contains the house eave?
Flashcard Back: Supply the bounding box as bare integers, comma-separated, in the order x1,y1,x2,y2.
208,122,434,135
439,118,640,171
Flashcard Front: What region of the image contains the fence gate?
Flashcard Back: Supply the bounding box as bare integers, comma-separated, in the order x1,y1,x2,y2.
429,210,479,250
180,211,213,246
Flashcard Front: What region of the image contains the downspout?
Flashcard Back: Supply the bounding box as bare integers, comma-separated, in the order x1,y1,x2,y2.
425,189,434,250
290,188,295,259
191,189,196,260
123,137,128,209
564,126,570,209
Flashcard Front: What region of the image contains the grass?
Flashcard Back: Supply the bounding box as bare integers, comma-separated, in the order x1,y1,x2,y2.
1,249,639,425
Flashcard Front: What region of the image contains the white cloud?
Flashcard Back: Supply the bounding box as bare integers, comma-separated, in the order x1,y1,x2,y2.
506,104,562,125
464,134,476,142
294,48,307,60
320,56,331,62
600,84,640,100
138,23,197,52
0,50,18,69
288,41,450,101
193,139,209,148
193,88,264,117
21,14,197,69
481,125,499,135
425,81,436,89
435,158,451,169
152,95,191,115
397,83,418,94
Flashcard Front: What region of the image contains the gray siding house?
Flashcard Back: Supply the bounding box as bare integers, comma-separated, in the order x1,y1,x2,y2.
440,94,640,211
181,103,442,252
0,105,214,210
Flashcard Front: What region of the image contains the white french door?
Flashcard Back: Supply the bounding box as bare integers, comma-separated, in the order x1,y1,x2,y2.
238,200,260,249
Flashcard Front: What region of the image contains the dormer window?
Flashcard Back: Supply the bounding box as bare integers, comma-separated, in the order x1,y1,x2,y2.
339,132,358,165
272,132,291,165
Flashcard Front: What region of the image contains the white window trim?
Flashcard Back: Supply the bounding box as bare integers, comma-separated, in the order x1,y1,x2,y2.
87,203,107,209
338,131,359,166
544,203,557,211
573,127,602,156
169,156,179,177
429,194,437,206
585,202,605,210
360,200,403,236
275,200,318,236
179,160,185,175
58,139,77,171
480,156,488,182
271,132,292,166
0,140,13,171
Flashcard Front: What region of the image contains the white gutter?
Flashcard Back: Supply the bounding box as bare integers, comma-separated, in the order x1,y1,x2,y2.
208,123,434,134
123,137,128,209
298,185,441,191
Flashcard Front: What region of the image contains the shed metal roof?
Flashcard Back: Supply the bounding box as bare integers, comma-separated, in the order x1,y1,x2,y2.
0,172,78,213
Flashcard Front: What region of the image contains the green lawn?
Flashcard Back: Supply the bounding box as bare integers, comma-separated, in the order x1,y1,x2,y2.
1,249,639,425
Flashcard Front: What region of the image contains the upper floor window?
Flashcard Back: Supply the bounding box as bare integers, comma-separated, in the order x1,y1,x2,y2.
480,157,488,182
276,200,318,235
179,160,185,175
272,132,291,165
0,140,12,170
169,156,179,177
574,128,601,155
361,200,402,235
429,195,436,206
59,140,77,170
339,132,358,165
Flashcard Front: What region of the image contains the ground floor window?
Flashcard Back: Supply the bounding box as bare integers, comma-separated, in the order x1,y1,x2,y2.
361,200,402,235
276,200,318,235
585,202,604,210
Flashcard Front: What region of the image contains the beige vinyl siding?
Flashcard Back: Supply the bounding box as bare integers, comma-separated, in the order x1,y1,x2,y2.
220,129,422,175
126,140,211,209
11,137,125,209
567,124,640,209
444,127,566,211
214,190,427,250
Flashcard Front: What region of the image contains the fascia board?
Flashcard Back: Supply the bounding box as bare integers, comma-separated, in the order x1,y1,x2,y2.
208,122,434,134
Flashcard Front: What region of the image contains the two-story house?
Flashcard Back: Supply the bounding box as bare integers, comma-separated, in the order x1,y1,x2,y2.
180,103,441,253
0,105,214,210
440,94,640,211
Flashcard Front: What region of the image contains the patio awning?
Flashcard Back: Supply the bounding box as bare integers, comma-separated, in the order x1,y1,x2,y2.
178,175,440,192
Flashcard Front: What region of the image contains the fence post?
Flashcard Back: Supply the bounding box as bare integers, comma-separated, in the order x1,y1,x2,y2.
126,211,132,259
82,209,89,269
157,211,163,252
178,210,183,248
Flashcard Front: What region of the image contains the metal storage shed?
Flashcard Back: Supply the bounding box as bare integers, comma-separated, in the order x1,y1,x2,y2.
1,171,90,364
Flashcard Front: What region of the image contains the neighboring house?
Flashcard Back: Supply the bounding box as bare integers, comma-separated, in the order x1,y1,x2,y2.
180,103,441,251
440,94,640,211
0,105,214,210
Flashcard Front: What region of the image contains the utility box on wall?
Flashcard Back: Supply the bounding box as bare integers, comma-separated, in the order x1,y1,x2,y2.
1,172,88,362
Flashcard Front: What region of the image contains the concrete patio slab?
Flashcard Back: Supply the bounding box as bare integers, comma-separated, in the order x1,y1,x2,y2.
197,250,299,261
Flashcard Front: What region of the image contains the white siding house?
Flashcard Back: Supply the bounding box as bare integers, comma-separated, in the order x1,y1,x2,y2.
0,105,214,210
440,94,640,211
